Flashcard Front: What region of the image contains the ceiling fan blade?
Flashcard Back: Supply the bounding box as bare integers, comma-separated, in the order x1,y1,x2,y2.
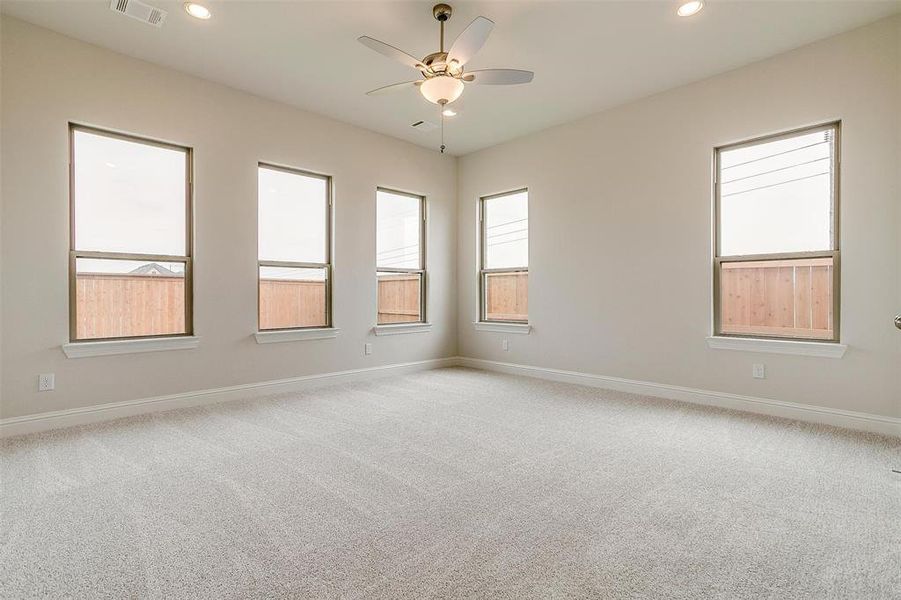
365,80,423,96
358,36,424,70
462,69,534,85
446,16,494,67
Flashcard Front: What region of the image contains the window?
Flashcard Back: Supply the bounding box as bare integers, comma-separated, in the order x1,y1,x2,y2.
715,122,840,342
480,189,528,323
258,164,331,330
70,125,192,341
376,189,426,324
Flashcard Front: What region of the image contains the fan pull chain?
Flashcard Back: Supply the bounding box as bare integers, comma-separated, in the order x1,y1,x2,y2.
440,103,446,154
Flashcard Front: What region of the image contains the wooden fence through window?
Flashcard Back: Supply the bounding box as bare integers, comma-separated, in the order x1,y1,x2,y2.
76,273,426,337
377,274,422,324
75,273,185,339
719,257,834,339
75,262,834,340
485,272,528,322
259,279,327,329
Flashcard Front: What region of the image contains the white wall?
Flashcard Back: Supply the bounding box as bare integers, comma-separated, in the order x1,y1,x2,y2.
458,16,901,420
0,18,457,420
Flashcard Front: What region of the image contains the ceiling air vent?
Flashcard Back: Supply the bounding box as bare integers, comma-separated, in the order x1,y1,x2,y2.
109,0,167,27
411,120,438,132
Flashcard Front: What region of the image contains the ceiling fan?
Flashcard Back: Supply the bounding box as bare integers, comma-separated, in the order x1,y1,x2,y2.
358,3,534,152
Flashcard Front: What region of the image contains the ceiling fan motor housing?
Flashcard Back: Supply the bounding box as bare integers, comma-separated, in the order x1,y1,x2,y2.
421,51,463,78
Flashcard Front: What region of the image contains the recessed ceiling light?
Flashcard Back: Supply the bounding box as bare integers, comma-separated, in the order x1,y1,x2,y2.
184,2,211,20
442,109,457,117
677,1,704,17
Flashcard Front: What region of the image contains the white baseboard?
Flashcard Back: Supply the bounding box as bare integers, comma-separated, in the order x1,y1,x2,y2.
0,357,458,438
5,356,897,439
457,357,900,438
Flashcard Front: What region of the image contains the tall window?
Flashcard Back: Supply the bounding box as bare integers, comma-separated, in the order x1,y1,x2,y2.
480,189,528,323
70,125,192,341
715,122,840,341
258,164,331,330
376,189,426,324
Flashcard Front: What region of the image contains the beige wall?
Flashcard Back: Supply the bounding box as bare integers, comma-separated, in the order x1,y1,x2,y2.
458,16,901,419
2,15,899,425
0,18,457,419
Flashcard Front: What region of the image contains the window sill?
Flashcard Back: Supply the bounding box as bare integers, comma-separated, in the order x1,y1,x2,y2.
372,323,432,336
255,328,340,344
62,336,200,359
473,322,531,335
706,336,847,358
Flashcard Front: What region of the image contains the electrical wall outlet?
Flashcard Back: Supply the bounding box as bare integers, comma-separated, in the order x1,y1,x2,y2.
364,343,372,356
752,363,766,379
38,373,55,392
502,339,510,351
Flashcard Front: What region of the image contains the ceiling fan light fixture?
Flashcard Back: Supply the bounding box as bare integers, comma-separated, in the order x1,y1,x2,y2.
676,1,704,17
420,76,464,105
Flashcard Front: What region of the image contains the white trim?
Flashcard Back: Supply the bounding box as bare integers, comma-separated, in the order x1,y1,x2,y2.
62,336,200,359
457,357,899,438
6,355,897,439
255,328,340,344
0,357,458,438
706,336,847,358
372,323,432,336
473,322,531,334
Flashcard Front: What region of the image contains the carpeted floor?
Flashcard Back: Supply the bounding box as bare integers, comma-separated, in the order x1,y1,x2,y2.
1,367,899,599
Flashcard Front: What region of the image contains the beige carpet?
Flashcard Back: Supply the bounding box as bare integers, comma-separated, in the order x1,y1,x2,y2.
1,367,899,599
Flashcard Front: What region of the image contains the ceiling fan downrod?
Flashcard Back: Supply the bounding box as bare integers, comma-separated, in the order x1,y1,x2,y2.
433,3,452,52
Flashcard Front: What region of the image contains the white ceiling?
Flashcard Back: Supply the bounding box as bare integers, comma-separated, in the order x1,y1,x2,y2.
3,1,899,155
